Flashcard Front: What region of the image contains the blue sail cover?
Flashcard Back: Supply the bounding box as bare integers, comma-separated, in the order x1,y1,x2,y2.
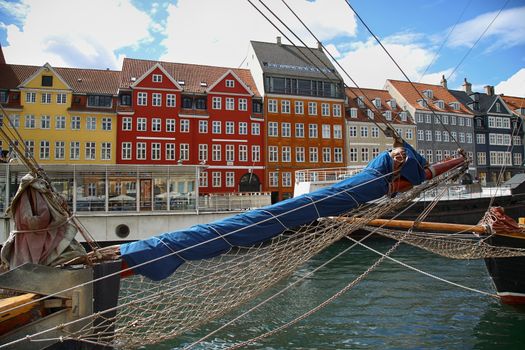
121,142,426,281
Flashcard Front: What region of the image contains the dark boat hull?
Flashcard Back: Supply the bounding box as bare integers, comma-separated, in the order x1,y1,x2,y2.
484,234,525,305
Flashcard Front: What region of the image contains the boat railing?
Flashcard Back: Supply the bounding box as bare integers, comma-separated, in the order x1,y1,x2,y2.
295,166,364,183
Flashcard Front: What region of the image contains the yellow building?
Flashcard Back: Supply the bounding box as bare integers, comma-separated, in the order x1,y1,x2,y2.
0,62,120,165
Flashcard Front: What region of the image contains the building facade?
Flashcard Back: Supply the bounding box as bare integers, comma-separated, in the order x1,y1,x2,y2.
247,39,346,201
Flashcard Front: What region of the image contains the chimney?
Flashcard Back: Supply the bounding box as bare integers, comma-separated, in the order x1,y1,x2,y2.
484,85,494,96
276,36,282,45
462,78,472,94
440,74,447,89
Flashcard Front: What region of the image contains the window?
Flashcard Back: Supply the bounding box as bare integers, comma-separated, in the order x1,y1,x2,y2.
152,74,162,83
56,93,67,104
406,129,413,140
88,95,112,107
268,146,278,162
295,101,304,115
296,147,305,162
309,124,318,138
195,98,206,109
70,142,80,160
122,143,132,160
71,116,81,130
41,93,51,104
40,141,50,159
308,102,317,115
384,111,392,120
226,79,235,88
137,118,147,131
55,116,66,129
137,143,146,160
349,147,358,162
334,147,343,163
477,134,486,144
41,75,53,86
182,96,193,109
371,126,379,138
180,119,190,133
199,120,208,133
25,115,35,129
514,153,522,166
322,124,331,138
466,133,473,143
179,144,189,160
199,171,208,187
251,123,260,135
350,108,357,118
41,115,50,129
226,145,235,162
166,94,176,107
514,136,522,146
152,93,162,107
122,117,132,131
212,96,222,109
361,147,369,162
55,141,65,160
459,132,465,143
417,130,424,141
268,99,278,113
321,103,330,116
451,116,457,125
269,172,279,187
282,172,292,187
443,131,450,142
120,94,131,106
334,125,343,139
239,145,248,161
152,118,161,132
425,130,432,141
333,104,342,117
281,100,290,114
426,149,433,163
102,142,111,160
87,116,96,130
372,148,379,158
226,172,235,188
295,123,305,138
252,145,260,162
239,98,248,111
166,119,175,132
436,150,442,162
212,144,222,161
435,130,442,142
226,97,235,110
459,117,464,126
225,121,235,134
24,140,34,157
151,143,161,160
166,143,175,160
212,121,221,134
349,126,357,137
26,92,36,103
282,146,291,162
268,122,278,137
426,114,431,123
102,117,112,131
360,126,368,138
85,142,96,160
282,122,291,137
309,147,318,163
197,144,208,162
322,148,331,163
137,92,147,106
239,122,248,135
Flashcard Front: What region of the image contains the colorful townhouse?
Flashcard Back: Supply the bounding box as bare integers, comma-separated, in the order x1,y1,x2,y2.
246,39,346,202
0,62,120,165
117,58,265,199
385,78,476,182
345,87,416,170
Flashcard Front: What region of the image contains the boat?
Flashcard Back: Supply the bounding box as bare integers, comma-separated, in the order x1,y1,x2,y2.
359,208,525,305
0,139,471,349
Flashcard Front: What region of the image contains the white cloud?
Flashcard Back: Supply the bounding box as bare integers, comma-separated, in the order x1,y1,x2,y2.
335,36,443,89
2,0,154,69
0,0,29,22
495,68,525,96
160,0,356,67
447,6,525,50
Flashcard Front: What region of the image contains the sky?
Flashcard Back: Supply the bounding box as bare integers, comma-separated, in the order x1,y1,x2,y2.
0,0,524,97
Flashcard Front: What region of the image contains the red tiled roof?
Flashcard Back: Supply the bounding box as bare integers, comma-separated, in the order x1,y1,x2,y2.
0,64,120,95
387,79,473,115
345,87,415,125
120,58,261,97
501,95,525,116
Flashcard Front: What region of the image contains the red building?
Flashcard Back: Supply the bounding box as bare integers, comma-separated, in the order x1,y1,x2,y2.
117,58,265,194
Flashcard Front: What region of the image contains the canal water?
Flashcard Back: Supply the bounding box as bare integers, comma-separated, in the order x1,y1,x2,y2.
152,238,525,350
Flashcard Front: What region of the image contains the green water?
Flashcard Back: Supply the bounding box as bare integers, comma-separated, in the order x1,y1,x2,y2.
153,238,525,349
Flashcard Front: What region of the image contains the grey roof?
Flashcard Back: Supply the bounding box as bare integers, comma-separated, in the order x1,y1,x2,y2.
250,40,342,81
450,90,511,116
449,90,477,115
503,173,525,189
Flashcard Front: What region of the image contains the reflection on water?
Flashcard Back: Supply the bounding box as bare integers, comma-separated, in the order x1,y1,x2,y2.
148,238,525,350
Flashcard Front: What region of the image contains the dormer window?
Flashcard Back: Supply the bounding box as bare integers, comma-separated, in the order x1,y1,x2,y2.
373,98,381,108
496,102,501,113
226,79,235,88
42,75,53,87
450,102,460,110
182,96,193,109
422,89,433,99
367,109,374,119
435,100,445,109
0,90,8,103
400,111,407,122
387,99,396,109
87,95,112,108
357,96,365,108
384,110,392,120
152,74,162,83
418,99,428,108
350,107,357,118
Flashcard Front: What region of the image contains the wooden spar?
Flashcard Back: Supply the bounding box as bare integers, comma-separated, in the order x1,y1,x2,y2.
390,156,466,193
362,218,488,234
